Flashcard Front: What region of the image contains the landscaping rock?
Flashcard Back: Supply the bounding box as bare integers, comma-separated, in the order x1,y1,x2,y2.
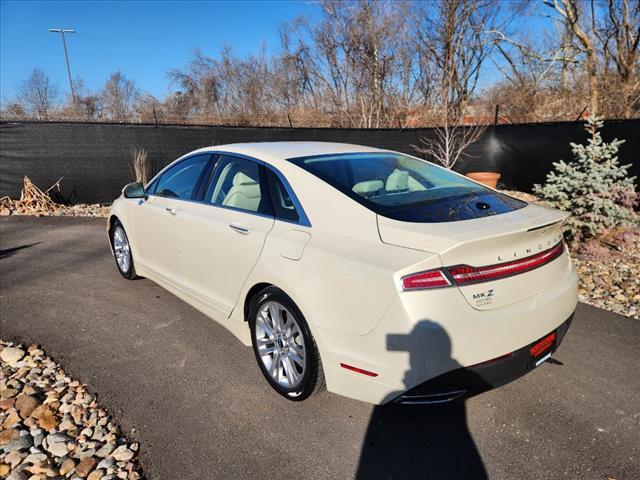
6,470,28,480
75,456,97,477
21,452,47,465
43,433,71,458
110,446,133,462
3,450,25,468
15,395,40,418
1,434,32,453
30,429,44,448
0,347,25,366
87,468,104,480
59,458,76,476
34,406,58,431
0,428,20,445
0,340,143,479
96,457,114,470
95,442,115,458
1,388,20,399
0,398,16,410
2,410,21,429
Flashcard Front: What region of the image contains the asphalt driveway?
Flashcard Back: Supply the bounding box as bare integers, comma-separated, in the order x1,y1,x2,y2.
1,215,638,480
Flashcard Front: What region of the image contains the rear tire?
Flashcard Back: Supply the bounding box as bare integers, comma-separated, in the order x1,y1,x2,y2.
110,221,138,280
249,287,325,401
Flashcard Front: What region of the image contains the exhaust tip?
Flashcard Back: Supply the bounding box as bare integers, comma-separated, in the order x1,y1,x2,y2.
395,389,467,405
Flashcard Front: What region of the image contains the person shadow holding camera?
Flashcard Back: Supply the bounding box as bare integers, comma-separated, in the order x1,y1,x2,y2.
356,320,489,479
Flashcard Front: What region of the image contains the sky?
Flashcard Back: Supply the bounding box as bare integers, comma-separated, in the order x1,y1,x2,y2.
0,0,553,105
0,0,317,102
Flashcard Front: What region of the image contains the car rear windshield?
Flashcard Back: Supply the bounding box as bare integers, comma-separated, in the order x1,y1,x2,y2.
288,152,526,223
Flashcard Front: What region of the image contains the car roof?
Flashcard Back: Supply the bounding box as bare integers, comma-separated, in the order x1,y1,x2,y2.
190,141,389,164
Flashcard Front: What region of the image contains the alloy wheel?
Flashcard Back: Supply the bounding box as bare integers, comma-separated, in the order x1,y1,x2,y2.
113,225,131,274
254,301,307,389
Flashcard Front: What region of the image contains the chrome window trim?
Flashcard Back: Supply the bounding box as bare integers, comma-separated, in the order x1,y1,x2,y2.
143,150,312,228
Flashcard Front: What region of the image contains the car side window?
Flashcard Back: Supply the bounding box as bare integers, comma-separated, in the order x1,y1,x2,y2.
265,169,300,222
154,154,210,200
205,155,273,215
145,177,159,195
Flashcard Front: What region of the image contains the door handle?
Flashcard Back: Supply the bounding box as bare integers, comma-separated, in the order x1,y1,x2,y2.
229,223,251,235
165,207,177,215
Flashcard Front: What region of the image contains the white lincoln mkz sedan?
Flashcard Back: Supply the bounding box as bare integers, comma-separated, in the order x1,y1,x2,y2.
108,142,578,405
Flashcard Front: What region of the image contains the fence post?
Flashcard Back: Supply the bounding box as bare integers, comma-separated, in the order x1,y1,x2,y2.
575,105,588,121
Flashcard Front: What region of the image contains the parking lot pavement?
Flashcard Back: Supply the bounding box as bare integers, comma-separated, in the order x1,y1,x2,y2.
1,215,639,480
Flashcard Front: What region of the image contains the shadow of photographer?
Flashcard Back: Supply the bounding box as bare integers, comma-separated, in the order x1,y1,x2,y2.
356,320,489,480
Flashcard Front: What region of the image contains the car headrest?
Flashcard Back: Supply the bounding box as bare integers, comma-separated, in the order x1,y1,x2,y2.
233,171,257,186
352,180,384,197
386,169,409,191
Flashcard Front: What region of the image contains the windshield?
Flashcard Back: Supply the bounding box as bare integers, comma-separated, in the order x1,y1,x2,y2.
288,152,526,223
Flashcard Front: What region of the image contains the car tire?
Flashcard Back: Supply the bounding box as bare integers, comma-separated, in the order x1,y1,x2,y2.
249,287,325,401
110,221,138,280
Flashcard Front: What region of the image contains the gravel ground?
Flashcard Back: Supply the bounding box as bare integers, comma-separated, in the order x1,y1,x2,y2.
0,340,143,480
574,229,640,320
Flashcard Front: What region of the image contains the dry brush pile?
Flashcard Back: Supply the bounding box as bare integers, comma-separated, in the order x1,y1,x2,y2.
0,177,109,218
0,340,144,480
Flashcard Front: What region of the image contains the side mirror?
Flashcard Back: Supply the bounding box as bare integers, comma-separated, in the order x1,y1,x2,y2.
123,182,146,199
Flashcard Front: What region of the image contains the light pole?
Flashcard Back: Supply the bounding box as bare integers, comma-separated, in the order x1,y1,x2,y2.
49,28,76,107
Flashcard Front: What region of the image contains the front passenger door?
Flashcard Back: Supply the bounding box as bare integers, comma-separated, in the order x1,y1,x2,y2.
133,154,211,285
180,155,275,316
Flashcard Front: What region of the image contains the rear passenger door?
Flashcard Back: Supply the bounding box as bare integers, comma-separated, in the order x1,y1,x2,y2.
179,155,275,316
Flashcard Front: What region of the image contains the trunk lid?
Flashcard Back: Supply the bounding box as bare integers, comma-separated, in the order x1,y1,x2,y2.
378,203,570,310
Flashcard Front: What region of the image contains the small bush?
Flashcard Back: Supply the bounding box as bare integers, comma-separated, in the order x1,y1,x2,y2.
533,118,639,242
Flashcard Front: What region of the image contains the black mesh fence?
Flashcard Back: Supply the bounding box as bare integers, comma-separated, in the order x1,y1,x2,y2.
1,119,638,204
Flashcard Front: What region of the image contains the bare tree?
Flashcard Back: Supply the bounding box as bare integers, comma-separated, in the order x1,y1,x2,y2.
413,0,509,121
18,69,59,120
487,21,584,122
600,0,640,80
597,0,640,117
545,0,600,116
0,100,27,119
134,93,162,123
414,121,487,169
66,77,103,120
101,71,139,121
280,0,417,127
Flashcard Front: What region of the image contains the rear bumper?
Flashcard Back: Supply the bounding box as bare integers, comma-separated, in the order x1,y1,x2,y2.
394,313,574,405
314,258,578,405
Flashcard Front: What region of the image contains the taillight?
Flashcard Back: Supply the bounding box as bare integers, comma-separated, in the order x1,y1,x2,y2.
401,241,564,291
447,241,564,286
401,269,451,290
